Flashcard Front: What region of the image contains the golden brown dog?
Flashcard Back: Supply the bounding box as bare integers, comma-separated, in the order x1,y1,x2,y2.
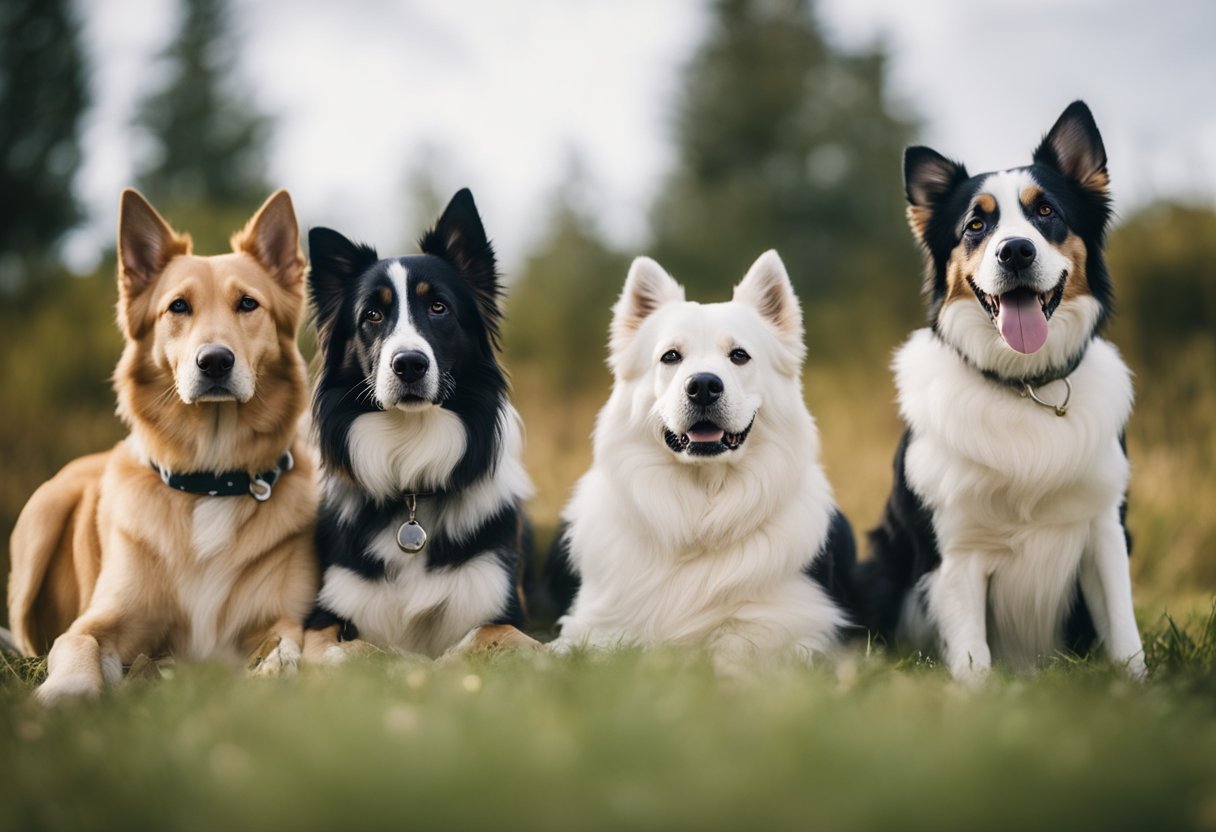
7,189,319,703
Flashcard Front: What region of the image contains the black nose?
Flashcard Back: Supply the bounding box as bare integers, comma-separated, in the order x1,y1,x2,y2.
195,345,234,379
685,372,724,407
996,237,1037,271
391,350,430,384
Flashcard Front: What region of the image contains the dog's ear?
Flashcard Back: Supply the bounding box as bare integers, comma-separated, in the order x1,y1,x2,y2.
610,257,685,355
1033,100,1108,196
117,189,191,297
232,189,306,288
904,146,968,243
419,188,503,347
733,250,804,356
307,227,379,331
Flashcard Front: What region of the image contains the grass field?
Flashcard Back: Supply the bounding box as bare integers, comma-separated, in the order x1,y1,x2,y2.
2,273,1213,831
1,607,1214,832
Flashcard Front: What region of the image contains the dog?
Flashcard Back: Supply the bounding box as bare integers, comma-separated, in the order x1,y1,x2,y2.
854,101,1146,680
302,188,537,661
546,251,855,664
8,189,319,702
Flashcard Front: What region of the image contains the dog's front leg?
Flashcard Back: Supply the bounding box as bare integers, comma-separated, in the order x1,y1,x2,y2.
1080,508,1146,679
928,554,991,683
37,609,147,705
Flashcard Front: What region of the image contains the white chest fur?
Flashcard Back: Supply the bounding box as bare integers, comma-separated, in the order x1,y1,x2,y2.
895,330,1133,667
318,526,513,657
558,407,845,659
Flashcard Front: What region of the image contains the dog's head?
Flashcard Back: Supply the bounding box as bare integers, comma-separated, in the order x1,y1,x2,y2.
903,100,1113,380
607,250,805,463
116,189,306,407
308,188,503,414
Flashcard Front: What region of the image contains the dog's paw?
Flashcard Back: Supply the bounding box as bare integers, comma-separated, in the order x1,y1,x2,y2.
247,635,302,677
948,646,992,688
307,638,382,666
1123,652,1148,681
447,625,542,658
36,672,103,706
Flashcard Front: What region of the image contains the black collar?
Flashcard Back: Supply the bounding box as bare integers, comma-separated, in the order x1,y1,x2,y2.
151,451,294,501
932,328,1087,392
979,347,1086,392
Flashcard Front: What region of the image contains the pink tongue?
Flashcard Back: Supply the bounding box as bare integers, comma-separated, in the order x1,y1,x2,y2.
687,428,725,443
997,291,1049,354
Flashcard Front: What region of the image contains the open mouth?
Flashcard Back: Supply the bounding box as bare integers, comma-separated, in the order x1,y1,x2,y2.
663,418,753,457
967,272,1066,355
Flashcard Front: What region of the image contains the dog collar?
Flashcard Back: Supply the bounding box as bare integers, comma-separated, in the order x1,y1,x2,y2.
979,351,1083,418
933,328,1084,418
151,450,294,501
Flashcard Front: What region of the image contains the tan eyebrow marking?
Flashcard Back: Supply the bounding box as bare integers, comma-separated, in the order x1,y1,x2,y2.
377,286,392,305
974,193,997,213
416,281,430,295
1020,185,1043,207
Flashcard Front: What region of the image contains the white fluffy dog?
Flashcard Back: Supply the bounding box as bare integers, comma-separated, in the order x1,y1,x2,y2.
547,251,855,663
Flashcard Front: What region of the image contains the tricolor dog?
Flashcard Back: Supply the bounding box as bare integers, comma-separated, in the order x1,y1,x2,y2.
855,101,1146,680
303,189,537,660
8,190,319,702
547,252,855,664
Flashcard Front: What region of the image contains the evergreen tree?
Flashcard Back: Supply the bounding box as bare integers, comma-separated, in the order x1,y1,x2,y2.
134,0,271,218
649,0,918,305
506,159,629,392
0,0,88,280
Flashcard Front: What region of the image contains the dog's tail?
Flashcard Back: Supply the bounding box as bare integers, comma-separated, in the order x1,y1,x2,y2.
7,452,109,656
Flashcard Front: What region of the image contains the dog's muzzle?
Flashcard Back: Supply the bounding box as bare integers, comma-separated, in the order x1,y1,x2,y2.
663,415,754,457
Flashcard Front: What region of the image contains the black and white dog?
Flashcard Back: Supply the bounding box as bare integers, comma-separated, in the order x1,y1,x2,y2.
302,189,537,660
855,101,1146,680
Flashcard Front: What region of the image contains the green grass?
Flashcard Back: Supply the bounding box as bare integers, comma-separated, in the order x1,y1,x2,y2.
2,609,1214,832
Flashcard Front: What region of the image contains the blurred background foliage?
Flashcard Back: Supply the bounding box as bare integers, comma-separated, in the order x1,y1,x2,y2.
1,0,1213,624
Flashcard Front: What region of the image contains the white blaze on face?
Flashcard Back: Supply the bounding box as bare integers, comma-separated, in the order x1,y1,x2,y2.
972,170,1072,355
374,261,439,410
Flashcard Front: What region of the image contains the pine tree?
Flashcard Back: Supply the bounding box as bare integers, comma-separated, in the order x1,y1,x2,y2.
0,0,88,280
649,0,918,304
506,158,629,392
134,0,271,214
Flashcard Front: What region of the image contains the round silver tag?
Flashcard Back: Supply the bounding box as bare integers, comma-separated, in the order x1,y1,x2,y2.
396,520,427,553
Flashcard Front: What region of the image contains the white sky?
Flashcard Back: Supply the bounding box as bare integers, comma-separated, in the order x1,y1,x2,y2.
65,0,1216,274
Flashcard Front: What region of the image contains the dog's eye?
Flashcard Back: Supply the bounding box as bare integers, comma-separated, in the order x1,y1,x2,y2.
237,295,259,313
729,348,751,366
364,308,384,324
1037,203,1054,217
428,301,448,317
660,349,682,365
168,298,191,315
966,218,986,234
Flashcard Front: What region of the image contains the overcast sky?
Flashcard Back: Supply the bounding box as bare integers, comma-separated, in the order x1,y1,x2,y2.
66,0,1216,274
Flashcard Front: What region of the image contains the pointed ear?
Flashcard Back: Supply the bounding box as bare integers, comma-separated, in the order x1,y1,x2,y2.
733,250,803,353
419,188,502,346
1033,100,1108,195
307,227,379,331
610,257,684,355
904,146,969,242
117,189,191,297
232,189,305,287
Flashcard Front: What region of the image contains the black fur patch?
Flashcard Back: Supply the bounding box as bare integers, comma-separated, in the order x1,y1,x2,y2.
305,189,528,640
856,103,1129,662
